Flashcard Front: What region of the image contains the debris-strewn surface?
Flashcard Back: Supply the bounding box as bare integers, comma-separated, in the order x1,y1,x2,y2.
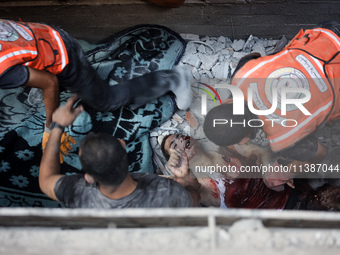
151,33,340,174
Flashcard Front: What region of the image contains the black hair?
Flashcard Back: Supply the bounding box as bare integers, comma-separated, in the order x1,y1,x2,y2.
203,104,252,147
315,21,340,37
231,52,261,79
79,132,129,186
160,134,172,161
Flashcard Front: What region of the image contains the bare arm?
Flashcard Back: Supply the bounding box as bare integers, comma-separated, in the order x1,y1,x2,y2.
232,142,275,166
285,141,328,171
39,127,64,201
25,67,59,128
308,141,328,163
263,141,328,191
39,96,83,201
173,175,201,207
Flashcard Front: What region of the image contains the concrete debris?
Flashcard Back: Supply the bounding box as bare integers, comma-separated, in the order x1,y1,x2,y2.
229,61,238,76
232,51,247,59
231,39,245,51
181,53,201,68
200,36,210,42
161,120,172,128
183,125,191,136
199,53,219,70
150,131,159,137
184,42,197,55
252,41,266,56
185,111,199,130
221,48,233,56
201,69,214,79
197,44,207,53
191,67,201,80
217,35,226,44
243,34,254,51
172,113,184,124
179,33,200,41
157,135,165,145
150,33,298,170
211,62,229,79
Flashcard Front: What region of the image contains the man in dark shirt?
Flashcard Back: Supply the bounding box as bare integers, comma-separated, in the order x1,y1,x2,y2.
39,96,200,208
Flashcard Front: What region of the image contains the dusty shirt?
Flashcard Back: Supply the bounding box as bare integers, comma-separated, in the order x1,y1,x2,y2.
54,173,192,208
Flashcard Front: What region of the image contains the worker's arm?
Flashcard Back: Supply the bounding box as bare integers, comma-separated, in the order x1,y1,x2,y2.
283,141,328,169
173,175,201,207
264,140,328,191
39,126,64,201
307,141,328,163
25,67,59,128
25,67,78,163
39,96,83,201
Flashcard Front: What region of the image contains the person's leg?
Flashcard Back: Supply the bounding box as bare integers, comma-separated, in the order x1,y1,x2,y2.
57,28,191,112
125,65,191,111
56,28,131,111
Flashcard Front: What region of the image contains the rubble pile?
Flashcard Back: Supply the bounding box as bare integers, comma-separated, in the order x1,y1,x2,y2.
151,34,281,172
150,33,340,173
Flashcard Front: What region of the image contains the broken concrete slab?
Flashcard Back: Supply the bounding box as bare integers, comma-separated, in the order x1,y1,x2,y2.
185,111,199,130
181,54,201,68
231,39,245,51
211,62,230,79
199,53,219,70
180,33,200,41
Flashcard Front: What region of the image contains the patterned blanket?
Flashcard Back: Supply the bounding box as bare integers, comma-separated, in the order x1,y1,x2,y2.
0,24,186,207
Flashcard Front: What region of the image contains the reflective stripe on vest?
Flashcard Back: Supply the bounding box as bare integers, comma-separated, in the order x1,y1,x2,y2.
232,28,340,152
0,19,68,76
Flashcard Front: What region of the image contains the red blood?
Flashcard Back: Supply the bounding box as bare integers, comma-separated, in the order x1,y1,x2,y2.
224,177,291,209
209,179,219,199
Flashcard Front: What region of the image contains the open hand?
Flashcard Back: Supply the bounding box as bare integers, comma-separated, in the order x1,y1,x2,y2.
52,95,83,127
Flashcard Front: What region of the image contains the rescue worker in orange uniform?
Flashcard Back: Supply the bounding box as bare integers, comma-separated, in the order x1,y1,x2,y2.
203,21,340,192
0,19,190,163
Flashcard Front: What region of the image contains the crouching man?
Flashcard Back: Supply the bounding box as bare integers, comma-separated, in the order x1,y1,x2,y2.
39,96,200,208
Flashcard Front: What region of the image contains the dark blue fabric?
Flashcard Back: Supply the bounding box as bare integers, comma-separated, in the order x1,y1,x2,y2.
0,65,29,89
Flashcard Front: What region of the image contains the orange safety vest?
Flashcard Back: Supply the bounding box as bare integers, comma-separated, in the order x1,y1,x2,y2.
0,19,69,76
232,28,340,152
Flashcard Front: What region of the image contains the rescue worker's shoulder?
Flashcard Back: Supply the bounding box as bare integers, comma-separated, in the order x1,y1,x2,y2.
231,52,261,79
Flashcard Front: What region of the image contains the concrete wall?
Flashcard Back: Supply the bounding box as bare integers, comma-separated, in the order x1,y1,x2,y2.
0,0,339,42
0,208,340,255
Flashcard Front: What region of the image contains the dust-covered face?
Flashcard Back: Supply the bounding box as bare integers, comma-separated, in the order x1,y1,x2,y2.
164,134,201,161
